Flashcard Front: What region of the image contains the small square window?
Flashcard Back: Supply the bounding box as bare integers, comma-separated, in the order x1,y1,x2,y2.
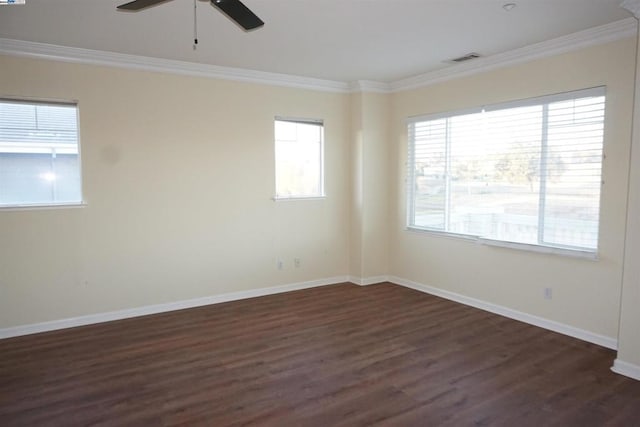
0,99,83,208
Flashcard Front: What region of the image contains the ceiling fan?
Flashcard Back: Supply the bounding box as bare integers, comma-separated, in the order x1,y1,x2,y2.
117,0,264,31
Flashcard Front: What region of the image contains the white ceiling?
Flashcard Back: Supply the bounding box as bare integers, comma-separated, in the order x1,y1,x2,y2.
0,0,634,83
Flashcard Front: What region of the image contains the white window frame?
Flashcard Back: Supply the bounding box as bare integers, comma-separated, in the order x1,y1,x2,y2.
0,98,85,210
274,116,325,201
406,87,606,258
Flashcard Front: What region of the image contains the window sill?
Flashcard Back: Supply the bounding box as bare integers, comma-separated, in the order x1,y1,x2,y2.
477,237,598,260
272,196,326,202
0,202,87,211
406,226,598,260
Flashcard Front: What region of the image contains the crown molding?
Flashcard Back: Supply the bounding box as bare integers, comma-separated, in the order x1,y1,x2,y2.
0,38,351,94
391,17,638,92
621,0,640,18
0,17,637,95
348,80,392,94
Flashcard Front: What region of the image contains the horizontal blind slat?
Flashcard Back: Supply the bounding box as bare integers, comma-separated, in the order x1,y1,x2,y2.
407,88,605,252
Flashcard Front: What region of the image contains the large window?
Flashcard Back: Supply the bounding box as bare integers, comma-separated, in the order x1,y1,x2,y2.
0,99,82,208
274,117,324,199
407,87,605,253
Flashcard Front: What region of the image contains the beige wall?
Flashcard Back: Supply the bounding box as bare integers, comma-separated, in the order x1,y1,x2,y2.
0,55,351,328
617,28,640,369
349,93,363,278
361,92,390,279
349,92,390,281
389,37,637,340
1,34,638,367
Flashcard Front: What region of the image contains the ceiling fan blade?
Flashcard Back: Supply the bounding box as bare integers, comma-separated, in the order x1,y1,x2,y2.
117,0,173,11
211,0,264,31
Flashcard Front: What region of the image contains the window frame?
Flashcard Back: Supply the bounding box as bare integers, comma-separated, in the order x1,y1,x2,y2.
0,97,85,210
273,116,326,201
405,87,606,258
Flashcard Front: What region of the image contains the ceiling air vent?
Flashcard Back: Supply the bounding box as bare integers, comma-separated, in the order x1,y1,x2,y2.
447,52,482,63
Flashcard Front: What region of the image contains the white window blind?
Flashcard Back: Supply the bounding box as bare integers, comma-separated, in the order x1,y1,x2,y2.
274,117,324,199
407,87,605,253
0,99,82,207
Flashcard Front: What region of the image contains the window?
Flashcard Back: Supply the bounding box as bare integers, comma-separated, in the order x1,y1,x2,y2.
0,99,82,208
407,87,605,253
274,117,324,199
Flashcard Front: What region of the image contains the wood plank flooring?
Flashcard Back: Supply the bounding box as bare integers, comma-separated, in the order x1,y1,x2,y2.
1,282,639,426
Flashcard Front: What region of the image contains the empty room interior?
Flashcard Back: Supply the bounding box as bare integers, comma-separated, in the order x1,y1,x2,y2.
1,0,640,425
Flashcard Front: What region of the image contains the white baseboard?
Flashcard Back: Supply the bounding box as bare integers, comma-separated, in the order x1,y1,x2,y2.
349,275,389,286
388,276,618,350
0,275,350,340
1,274,621,354
612,359,640,381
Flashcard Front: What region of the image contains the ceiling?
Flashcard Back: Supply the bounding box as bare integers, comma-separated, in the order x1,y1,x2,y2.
0,0,634,83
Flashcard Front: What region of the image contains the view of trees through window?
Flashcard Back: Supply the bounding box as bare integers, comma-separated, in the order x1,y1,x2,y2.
409,88,605,252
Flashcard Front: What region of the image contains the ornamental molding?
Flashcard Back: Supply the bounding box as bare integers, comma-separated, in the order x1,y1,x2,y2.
0,17,637,94
392,18,637,92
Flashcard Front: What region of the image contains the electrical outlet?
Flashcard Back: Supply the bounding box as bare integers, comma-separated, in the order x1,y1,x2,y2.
544,287,552,300
294,258,301,268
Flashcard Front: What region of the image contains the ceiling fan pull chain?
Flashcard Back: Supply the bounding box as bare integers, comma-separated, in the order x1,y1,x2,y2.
193,0,198,50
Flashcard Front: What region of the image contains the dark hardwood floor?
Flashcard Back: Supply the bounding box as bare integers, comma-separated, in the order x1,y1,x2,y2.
1,282,639,426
